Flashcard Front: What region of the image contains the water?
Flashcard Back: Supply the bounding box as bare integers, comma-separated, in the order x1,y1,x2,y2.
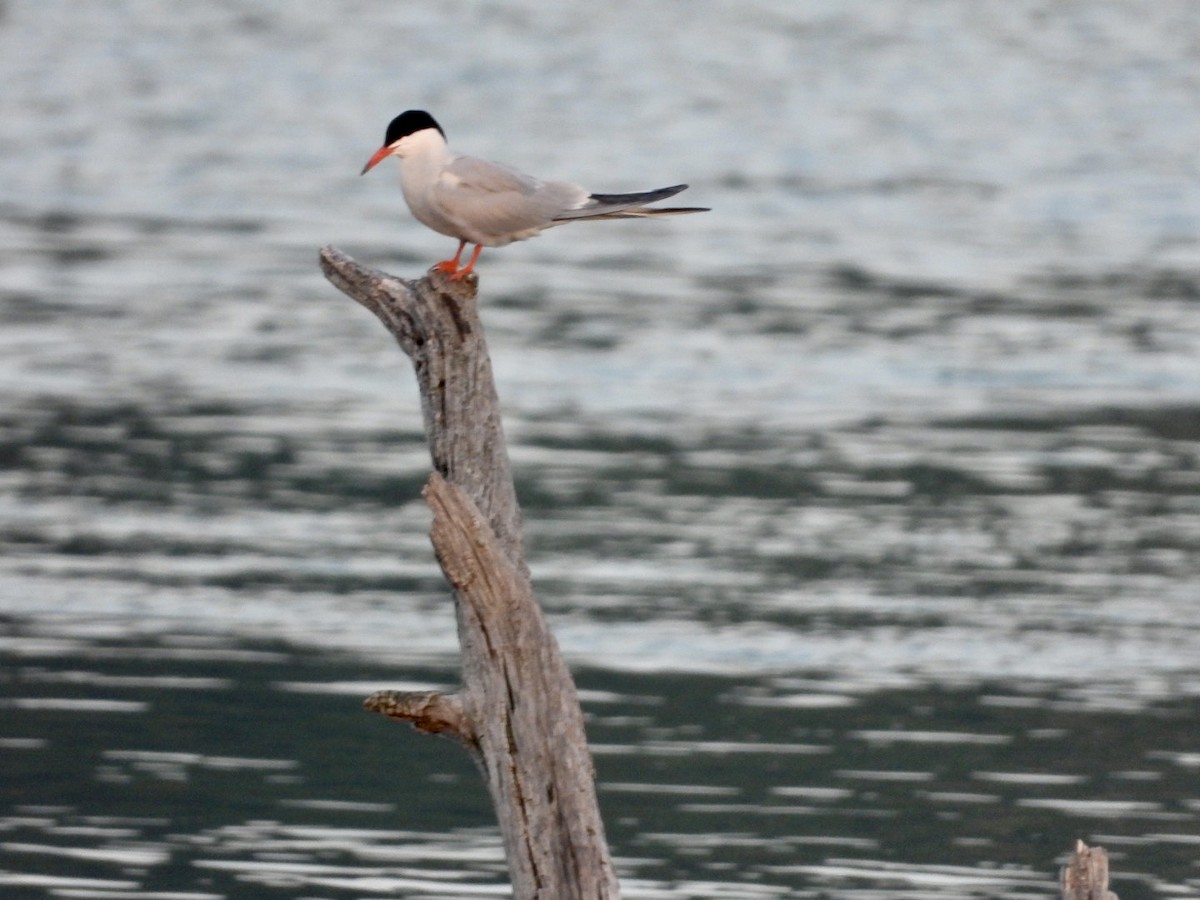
5,643,1200,898
3,1,1200,897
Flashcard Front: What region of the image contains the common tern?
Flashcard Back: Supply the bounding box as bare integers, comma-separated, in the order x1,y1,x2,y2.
361,110,708,280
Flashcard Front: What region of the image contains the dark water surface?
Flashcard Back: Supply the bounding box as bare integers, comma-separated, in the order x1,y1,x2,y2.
4,2,1200,898
4,634,1200,899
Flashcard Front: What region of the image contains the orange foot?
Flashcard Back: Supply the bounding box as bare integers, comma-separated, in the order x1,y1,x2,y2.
435,239,467,275
448,244,483,282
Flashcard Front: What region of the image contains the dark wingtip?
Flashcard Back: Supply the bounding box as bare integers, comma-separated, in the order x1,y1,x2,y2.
587,184,691,206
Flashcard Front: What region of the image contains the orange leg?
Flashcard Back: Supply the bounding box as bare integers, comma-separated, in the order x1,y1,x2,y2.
449,243,483,281
435,239,467,274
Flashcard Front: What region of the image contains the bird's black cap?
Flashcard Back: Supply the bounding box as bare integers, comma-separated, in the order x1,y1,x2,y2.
384,110,445,146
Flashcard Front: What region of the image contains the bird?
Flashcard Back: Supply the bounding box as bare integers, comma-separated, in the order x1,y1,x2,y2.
360,110,708,281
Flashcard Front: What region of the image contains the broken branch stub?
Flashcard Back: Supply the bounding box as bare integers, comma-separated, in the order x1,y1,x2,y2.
1061,840,1118,900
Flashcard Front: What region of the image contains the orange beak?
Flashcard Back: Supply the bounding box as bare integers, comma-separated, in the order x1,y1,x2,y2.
360,144,393,175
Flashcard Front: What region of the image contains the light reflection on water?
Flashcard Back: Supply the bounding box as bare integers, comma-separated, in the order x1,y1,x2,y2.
3,1,1200,898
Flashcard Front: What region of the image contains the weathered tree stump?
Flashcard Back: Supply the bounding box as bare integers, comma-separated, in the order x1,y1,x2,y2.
319,246,620,900
1061,840,1118,900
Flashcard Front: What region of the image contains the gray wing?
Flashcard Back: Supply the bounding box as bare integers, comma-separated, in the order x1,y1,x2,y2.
433,155,588,242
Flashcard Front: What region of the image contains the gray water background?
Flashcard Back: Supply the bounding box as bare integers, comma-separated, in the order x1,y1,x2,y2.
3,2,1200,897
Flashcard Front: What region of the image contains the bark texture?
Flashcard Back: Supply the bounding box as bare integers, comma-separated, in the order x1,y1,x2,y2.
1061,840,1118,900
319,247,523,568
320,247,620,900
